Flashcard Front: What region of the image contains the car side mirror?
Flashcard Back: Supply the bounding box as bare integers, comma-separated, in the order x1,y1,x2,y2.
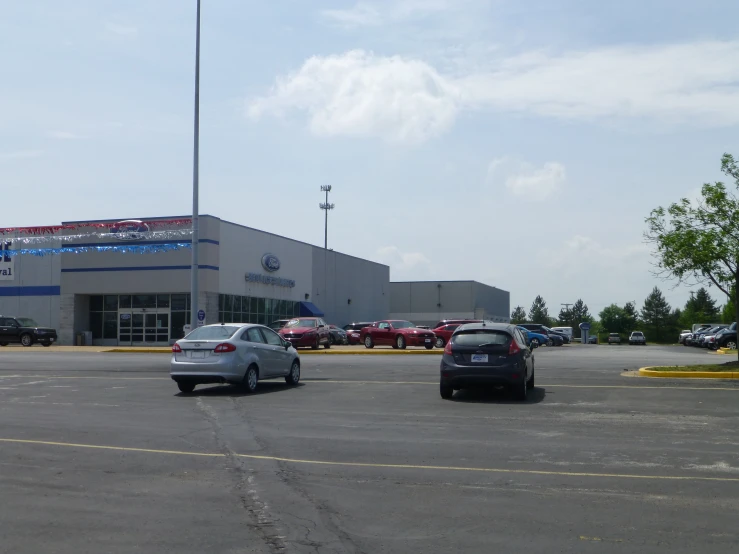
283,340,290,350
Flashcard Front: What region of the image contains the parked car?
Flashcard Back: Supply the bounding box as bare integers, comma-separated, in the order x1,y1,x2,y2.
361,320,436,350
607,333,621,344
268,319,291,331
342,322,375,345
0,316,58,347
628,331,646,345
278,317,332,349
678,330,692,344
328,325,348,345
170,323,300,394
517,326,549,348
440,323,536,401
543,326,569,344
716,322,737,350
432,323,462,348
432,319,482,330
587,335,598,344
551,326,574,341
694,325,728,348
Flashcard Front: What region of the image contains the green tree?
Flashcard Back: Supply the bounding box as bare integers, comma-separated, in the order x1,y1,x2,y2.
685,287,721,321
721,286,736,324
645,153,739,358
623,301,639,332
640,287,672,343
563,299,592,338
510,306,527,324
528,296,550,324
599,304,628,335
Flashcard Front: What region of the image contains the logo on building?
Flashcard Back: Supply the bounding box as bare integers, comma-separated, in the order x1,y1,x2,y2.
110,220,151,241
261,253,280,272
0,242,14,281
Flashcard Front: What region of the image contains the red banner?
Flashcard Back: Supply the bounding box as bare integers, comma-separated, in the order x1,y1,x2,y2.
0,218,193,236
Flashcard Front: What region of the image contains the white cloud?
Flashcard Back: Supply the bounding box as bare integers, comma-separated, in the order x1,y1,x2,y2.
46,130,86,140
0,150,44,161
376,246,432,278
322,0,453,28
487,157,565,199
247,41,739,143
322,3,382,27
247,50,459,143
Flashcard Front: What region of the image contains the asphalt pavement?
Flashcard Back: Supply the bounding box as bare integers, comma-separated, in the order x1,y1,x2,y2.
1,345,738,553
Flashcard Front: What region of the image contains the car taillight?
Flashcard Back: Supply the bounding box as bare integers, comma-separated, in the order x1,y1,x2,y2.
172,343,182,353
444,340,453,355
214,343,237,353
509,340,521,355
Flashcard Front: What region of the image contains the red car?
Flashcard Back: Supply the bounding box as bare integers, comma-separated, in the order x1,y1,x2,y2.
361,320,436,350
343,322,374,345
279,317,331,349
431,323,462,348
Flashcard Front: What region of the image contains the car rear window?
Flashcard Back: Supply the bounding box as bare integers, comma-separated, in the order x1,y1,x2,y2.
185,326,241,340
453,330,510,346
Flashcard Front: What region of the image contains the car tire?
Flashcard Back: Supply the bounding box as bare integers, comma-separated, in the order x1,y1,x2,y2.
324,340,331,349
329,335,335,345
20,334,33,347
41,342,51,347
243,365,259,393
285,361,300,386
424,343,434,350
440,382,454,399
531,338,540,348
546,338,553,347
311,339,319,350
513,374,528,401
177,381,196,394
724,340,737,350
435,337,445,348
364,335,374,349
0,343,7,347
396,335,406,350
527,366,535,390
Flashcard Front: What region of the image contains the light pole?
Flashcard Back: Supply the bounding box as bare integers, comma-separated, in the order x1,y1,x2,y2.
190,0,201,329
319,185,334,250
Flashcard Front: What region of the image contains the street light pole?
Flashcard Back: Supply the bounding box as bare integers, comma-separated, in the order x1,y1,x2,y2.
190,0,201,329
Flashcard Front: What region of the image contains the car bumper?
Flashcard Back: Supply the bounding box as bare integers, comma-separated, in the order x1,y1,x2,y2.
406,336,435,347
440,359,524,388
347,333,362,345
170,356,245,384
282,335,319,348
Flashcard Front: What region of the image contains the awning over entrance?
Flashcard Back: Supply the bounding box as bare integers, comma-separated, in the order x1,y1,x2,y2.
299,301,324,317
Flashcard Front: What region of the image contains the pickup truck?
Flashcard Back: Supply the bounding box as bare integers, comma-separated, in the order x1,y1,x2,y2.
628,331,646,345
607,333,621,344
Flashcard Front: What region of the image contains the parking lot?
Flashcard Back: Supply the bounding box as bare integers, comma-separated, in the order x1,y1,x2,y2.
2,345,739,553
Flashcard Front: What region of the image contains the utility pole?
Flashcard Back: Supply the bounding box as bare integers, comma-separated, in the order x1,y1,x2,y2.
319,185,334,250
190,0,201,330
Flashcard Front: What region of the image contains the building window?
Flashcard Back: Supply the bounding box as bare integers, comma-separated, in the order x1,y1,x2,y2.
218,295,299,326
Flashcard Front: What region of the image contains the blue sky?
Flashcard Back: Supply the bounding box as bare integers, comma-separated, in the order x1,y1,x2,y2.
2,0,739,317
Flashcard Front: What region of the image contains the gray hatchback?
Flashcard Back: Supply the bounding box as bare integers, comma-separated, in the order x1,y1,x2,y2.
439,322,536,401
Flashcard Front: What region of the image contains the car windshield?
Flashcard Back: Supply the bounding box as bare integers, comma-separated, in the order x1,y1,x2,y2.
286,319,318,328
15,318,39,327
390,321,415,329
185,326,241,340
453,330,510,346
632,332,643,336
609,333,619,336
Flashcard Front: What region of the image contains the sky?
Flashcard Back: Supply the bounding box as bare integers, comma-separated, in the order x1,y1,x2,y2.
2,0,739,317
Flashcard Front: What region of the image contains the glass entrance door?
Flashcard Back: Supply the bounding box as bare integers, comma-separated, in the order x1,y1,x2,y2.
118,310,170,345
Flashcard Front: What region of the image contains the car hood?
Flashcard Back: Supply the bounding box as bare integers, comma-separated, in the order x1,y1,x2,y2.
280,326,319,334
32,327,57,333
396,328,434,334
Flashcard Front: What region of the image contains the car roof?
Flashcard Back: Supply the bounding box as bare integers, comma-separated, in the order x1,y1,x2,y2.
457,322,516,332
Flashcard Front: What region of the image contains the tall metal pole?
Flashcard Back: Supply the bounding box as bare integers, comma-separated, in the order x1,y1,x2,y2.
324,187,328,250
190,0,201,329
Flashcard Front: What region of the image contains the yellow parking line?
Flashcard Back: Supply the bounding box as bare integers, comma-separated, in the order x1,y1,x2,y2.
2,437,739,483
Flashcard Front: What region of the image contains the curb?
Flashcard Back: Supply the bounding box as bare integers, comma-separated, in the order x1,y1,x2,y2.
104,348,442,355
638,366,739,379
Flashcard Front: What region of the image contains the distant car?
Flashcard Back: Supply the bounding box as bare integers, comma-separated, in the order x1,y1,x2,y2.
551,326,574,341
440,323,536,401
268,319,291,331
278,317,331,349
432,324,461,348
678,330,692,344
628,331,646,345
694,325,728,348
361,320,436,350
170,323,300,394
587,335,598,344
0,316,58,347
543,326,568,345
517,326,549,348
342,322,375,345
328,325,348,345
607,333,621,344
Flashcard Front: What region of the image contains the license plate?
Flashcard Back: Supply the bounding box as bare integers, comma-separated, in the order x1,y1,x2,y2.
49,338,55,342
191,351,206,359
425,338,431,343
471,354,488,363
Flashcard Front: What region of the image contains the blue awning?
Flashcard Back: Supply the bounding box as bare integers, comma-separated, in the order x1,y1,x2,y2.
299,301,325,317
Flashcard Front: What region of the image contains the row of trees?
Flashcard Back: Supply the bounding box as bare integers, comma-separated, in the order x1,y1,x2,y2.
510,286,736,343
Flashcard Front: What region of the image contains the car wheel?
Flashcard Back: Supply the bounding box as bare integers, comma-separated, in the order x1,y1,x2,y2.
531,338,540,348
329,334,335,345
311,338,319,350
177,382,196,394
41,342,51,347
324,340,331,349
424,343,434,350
20,334,33,347
435,337,445,348
546,338,553,347
513,373,528,401
725,340,737,350
527,366,535,390
396,335,406,350
364,335,374,349
0,343,7,347
285,361,300,386
440,382,454,399
243,365,259,393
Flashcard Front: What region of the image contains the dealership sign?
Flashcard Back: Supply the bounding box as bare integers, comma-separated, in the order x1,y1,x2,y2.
0,242,14,281
261,253,280,272
110,220,151,241
246,272,295,288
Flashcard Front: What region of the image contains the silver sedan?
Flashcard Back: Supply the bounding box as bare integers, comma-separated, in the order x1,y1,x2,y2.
170,323,301,394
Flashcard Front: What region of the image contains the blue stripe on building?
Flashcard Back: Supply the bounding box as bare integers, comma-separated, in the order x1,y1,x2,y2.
61,265,219,273
0,286,61,297
66,239,219,248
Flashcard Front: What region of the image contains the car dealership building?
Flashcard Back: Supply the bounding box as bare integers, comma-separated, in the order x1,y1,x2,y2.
0,215,390,346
